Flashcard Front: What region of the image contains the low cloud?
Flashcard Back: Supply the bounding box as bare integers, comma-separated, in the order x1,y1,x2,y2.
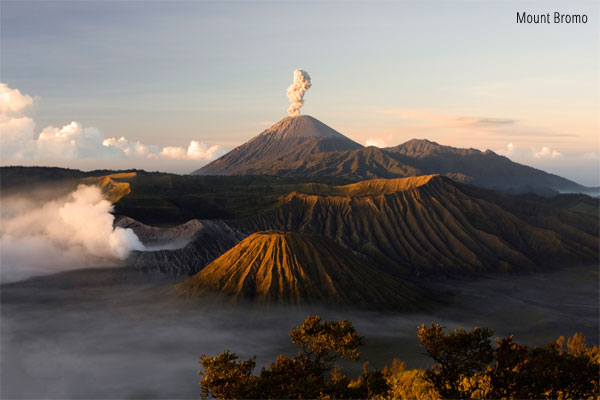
533,146,564,159
365,138,387,148
0,83,228,166
101,135,158,158
495,143,527,158
159,140,226,160
493,143,599,186
0,82,36,114
495,143,563,160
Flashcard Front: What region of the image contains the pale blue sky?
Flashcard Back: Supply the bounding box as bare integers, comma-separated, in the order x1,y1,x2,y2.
1,1,598,183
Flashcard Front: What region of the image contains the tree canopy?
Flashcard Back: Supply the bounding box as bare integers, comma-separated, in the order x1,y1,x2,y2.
199,316,599,399
199,315,387,399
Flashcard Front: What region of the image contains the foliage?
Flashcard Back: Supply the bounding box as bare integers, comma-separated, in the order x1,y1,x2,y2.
346,362,389,399
200,317,599,399
383,359,440,400
112,172,353,225
198,350,258,399
417,325,600,400
417,323,494,399
290,315,363,371
199,315,387,399
487,335,599,399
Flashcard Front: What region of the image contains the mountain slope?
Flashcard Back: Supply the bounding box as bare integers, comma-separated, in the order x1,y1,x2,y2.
194,115,362,175
175,231,428,309
237,139,588,192
518,193,600,218
230,175,598,276
123,174,598,278
246,146,423,179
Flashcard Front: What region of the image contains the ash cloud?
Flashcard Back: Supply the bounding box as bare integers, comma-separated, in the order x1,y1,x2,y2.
286,69,311,116
0,185,145,283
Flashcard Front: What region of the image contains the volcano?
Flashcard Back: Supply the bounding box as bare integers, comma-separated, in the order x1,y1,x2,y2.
175,231,427,309
193,115,362,175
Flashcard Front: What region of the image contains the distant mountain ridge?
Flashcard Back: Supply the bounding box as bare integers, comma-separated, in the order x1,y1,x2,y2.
383,139,583,192
193,116,592,194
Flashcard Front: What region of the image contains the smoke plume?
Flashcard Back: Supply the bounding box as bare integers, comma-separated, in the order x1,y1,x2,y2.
0,185,145,283
286,69,311,116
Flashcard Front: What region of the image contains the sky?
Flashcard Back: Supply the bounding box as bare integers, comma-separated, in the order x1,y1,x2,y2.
1,0,598,185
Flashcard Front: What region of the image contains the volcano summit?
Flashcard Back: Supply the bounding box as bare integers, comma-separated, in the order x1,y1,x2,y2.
194,115,362,176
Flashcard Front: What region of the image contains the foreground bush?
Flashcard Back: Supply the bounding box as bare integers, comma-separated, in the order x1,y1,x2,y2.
199,315,387,399
418,324,599,399
199,316,599,399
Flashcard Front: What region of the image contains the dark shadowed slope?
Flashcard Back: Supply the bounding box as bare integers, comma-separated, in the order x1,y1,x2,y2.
252,145,423,179
237,139,588,192
175,231,429,309
518,193,600,218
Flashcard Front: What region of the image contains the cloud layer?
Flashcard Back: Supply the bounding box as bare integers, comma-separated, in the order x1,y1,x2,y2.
0,83,227,166
0,82,35,113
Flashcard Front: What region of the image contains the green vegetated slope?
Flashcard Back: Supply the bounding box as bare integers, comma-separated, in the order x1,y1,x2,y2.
0,166,350,225
109,172,352,225
175,231,429,309
0,166,125,199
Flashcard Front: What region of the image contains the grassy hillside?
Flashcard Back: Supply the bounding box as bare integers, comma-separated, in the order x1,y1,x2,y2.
111,173,352,225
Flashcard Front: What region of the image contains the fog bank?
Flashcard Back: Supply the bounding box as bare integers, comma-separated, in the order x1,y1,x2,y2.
1,265,597,399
